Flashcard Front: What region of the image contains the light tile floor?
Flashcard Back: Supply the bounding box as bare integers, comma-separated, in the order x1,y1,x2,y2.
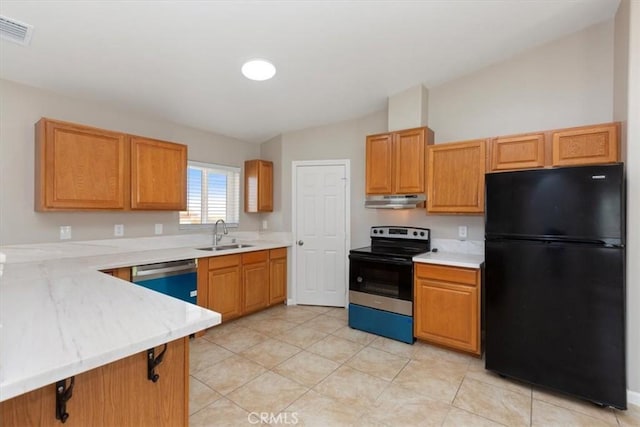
189,304,640,426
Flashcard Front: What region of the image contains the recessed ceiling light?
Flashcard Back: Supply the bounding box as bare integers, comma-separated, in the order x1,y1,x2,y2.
241,59,276,81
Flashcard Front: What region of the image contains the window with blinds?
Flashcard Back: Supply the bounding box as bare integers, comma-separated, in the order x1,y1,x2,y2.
179,161,240,227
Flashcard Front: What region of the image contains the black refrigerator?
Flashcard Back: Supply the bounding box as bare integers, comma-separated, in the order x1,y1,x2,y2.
485,163,626,410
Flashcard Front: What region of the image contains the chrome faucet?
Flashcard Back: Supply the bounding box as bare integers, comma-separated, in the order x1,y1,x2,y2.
213,219,228,246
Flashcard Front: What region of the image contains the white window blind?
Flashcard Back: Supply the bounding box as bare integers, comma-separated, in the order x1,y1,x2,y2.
180,161,240,226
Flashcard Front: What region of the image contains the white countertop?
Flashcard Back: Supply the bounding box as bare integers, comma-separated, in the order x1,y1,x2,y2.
413,251,484,269
0,233,291,402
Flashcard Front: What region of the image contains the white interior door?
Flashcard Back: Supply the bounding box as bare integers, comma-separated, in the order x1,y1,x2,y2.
293,161,349,307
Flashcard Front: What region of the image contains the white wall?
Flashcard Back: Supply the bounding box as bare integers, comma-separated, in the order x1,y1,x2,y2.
0,80,261,245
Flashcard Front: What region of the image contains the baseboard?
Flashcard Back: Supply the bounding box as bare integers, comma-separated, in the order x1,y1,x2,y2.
286,298,296,306
628,389,640,407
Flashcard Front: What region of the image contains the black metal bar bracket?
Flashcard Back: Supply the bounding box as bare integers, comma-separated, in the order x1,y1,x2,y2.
55,376,74,423
147,343,168,383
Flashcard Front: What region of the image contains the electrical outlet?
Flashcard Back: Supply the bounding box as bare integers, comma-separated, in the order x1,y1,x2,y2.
114,224,124,237
262,220,268,230
59,226,72,240
154,223,163,235
458,225,468,240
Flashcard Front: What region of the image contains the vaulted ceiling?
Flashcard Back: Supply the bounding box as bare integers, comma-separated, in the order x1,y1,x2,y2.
0,0,620,143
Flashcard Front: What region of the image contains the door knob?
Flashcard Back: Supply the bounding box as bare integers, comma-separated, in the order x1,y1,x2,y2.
297,240,304,246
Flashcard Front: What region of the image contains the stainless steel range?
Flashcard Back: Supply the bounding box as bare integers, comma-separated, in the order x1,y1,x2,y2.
348,226,430,344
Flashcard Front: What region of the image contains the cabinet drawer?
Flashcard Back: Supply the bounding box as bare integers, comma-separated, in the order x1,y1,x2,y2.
269,247,287,259
209,254,241,270
242,250,268,264
415,263,478,286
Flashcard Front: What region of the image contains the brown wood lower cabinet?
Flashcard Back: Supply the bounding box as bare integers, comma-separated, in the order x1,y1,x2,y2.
0,338,188,427
414,263,481,356
197,248,288,322
100,267,132,281
202,254,243,321
242,251,269,314
269,248,287,305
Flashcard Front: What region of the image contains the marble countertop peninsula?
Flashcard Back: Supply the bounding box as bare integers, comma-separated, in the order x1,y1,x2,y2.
0,232,291,402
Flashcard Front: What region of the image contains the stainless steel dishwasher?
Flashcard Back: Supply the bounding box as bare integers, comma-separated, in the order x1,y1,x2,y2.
132,259,197,304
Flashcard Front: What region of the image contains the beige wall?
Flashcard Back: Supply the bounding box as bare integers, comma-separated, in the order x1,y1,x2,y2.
268,20,615,250
429,20,614,143
0,79,261,245
259,134,283,231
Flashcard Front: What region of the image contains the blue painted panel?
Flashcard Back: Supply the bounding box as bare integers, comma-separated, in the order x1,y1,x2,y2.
134,272,197,304
348,303,414,344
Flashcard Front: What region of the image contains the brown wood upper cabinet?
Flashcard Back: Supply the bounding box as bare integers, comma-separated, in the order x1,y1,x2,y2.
489,133,546,172
35,118,187,211
551,122,619,167
130,136,187,210
487,122,620,173
365,127,433,195
35,118,128,210
427,139,486,214
244,159,273,212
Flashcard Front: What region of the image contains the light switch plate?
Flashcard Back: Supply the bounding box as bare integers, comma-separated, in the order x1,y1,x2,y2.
154,223,163,235
59,226,72,240
114,224,124,237
262,220,268,230
458,225,468,240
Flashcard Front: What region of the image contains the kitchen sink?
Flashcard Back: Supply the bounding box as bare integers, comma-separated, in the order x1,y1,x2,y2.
196,244,254,251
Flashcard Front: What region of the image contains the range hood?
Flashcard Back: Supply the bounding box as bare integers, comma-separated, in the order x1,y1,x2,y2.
365,194,426,209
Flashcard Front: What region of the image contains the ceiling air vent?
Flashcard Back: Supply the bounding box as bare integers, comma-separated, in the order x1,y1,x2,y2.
0,15,33,46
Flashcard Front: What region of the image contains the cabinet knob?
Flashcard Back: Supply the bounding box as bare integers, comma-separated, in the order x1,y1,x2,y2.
297,240,304,246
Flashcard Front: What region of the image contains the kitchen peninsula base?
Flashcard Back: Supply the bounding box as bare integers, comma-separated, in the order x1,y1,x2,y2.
1,337,188,427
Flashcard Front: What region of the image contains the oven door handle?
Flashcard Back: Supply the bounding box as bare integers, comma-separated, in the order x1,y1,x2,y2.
348,254,413,266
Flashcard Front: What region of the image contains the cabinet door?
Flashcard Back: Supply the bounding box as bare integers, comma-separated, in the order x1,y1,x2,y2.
258,161,274,212
243,261,269,314
269,249,287,306
552,123,619,166
427,140,486,213
0,338,188,427
489,133,545,171
35,119,127,210
130,136,187,210
244,160,274,213
393,128,425,193
414,278,479,354
208,265,242,321
365,133,394,194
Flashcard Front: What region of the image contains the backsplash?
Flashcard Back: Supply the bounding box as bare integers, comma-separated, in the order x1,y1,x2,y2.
430,238,484,255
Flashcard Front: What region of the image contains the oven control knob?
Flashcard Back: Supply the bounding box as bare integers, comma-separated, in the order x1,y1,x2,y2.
373,229,378,234
420,232,425,237
357,276,363,283
413,231,418,236
379,229,384,234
